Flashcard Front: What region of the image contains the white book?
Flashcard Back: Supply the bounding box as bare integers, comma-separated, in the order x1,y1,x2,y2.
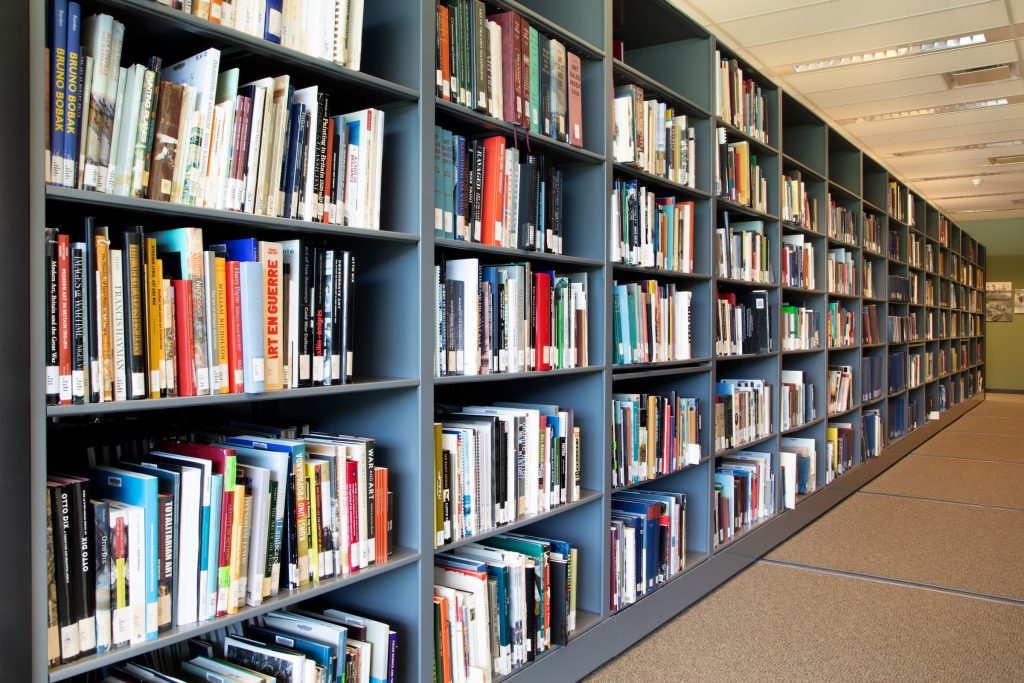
237,463,270,608
347,0,363,70
111,501,145,645
780,450,797,510
104,66,129,194
334,0,350,65
488,22,502,119
266,75,291,217
231,446,289,597
433,569,492,683
162,48,222,208
109,248,127,401
111,64,144,196
369,108,384,229
242,82,268,213
243,77,275,214
169,84,196,205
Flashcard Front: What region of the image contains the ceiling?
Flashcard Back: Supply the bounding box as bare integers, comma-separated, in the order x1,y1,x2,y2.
671,0,1024,222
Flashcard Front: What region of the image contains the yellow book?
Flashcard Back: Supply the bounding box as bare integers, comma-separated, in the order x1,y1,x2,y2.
95,230,113,402
145,238,164,398
215,256,229,394
826,427,839,473
305,464,320,583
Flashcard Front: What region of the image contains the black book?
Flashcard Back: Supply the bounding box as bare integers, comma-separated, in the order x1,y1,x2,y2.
440,441,451,543
45,228,59,405
48,479,79,663
517,153,534,251
448,3,458,106
549,557,569,645
471,139,485,242
61,475,96,657
551,166,563,254
315,92,330,222
299,241,313,386
312,245,326,384
343,251,355,382
330,250,344,384
539,33,551,136
70,241,88,404
122,228,146,399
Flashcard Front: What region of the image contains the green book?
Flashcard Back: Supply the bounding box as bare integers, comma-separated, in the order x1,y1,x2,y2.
529,26,540,133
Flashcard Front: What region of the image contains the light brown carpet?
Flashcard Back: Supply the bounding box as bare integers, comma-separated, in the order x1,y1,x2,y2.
985,392,1024,404
967,401,1024,418
766,493,1024,600
947,414,1024,435
864,454,1024,510
584,562,1024,683
914,431,1024,464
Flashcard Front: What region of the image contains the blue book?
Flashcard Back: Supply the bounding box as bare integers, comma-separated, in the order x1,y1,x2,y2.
615,284,631,363
440,128,453,239
453,134,465,238
264,0,283,43
611,511,645,594
220,238,259,263
50,0,68,185
796,455,811,495
63,2,82,188
239,261,266,393
281,101,305,219
89,466,159,640
610,498,659,590
434,125,444,238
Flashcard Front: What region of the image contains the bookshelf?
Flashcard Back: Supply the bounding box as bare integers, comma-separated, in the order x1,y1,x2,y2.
9,0,987,681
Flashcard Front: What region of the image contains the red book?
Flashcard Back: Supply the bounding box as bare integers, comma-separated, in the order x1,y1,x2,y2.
488,12,518,124
57,233,72,404
534,271,551,371
567,51,583,148
519,14,531,129
481,135,506,246
438,4,451,101
323,117,335,223
171,279,196,397
374,467,388,562
225,260,243,393
345,459,360,573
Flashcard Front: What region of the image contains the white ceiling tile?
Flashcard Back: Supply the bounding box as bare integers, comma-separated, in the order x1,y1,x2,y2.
669,0,836,24
719,0,993,48
826,80,1024,120
1008,0,1024,19
781,42,1019,92
749,4,1009,65
859,112,1024,146
842,102,1024,135
876,127,1024,156
805,75,951,108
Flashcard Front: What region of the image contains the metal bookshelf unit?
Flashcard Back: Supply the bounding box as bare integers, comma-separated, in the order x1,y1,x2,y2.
9,0,989,680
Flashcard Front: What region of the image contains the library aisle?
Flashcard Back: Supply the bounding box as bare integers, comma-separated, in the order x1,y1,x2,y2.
586,393,1024,682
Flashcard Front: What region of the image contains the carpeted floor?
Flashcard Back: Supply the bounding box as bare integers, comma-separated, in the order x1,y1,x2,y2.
584,394,1024,682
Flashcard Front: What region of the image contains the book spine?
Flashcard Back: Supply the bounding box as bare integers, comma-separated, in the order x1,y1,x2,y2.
90,500,110,654
225,260,243,393
156,494,173,632
171,279,196,396
239,261,265,393
144,239,164,398
124,231,146,398
70,242,88,403
49,0,68,186
50,483,79,662
63,3,82,188
109,249,127,402
45,229,59,404
70,479,96,656
261,242,284,391
57,234,72,404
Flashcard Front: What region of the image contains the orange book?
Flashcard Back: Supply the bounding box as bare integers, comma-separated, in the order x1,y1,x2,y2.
481,135,506,246
434,594,452,683
438,4,451,101
374,467,388,562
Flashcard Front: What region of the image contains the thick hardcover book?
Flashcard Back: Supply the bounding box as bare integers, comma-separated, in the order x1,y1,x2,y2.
90,498,111,653
48,480,79,662
566,52,583,148
162,48,222,207
46,229,59,404
57,234,73,402
147,81,185,201
63,2,82,188
122,229,146,399
171,279,196,396
238,261,266,393
49,0,68,186
46,485,60,665
488,12,518,125
260,241,284,391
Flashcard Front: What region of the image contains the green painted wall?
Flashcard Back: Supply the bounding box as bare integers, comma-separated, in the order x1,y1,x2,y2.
961,218,1024,392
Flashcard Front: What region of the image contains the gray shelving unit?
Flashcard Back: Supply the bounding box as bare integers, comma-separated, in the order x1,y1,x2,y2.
9,0,990,680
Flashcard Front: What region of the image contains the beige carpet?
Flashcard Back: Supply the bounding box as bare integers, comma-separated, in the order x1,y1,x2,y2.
766,493,1024,600
584,562,1024,683
913,431,1024,464
946,414,1024,435
864,454,1024,509
967,402,1024,418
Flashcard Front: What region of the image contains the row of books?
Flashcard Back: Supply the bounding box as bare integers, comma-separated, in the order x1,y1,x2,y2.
715,290,771,357
781,234,815,290
888,230,902,261
435,2,583,147
908,234,923,268
434,129,565,253
909,272,922,304
863,304,881,345
435,259,588,377
780,369,815,432
863,260,876,299
908,192,917,227
610,181,696,272
95,608,397,683
926,243,937,272
780,437,816,509
44,225,354,405
827,248,856,296
889,275,911,302
46,424,391,665
715,134,768,213
862,409,884,459
889,400,906,441
826,301,855,348
47,12,384,227
613,85,697,187
938,217,950,247
714,451,775,545
433,402,581,549
715,52,768,143
888,181,906,223
611,490,687,610
149,0,365,67
781,304,820,351
863,213,883,254
782,172,816,229
612,281,693,365
435,533,579,680
908,397,921,433
909,352,924,388
827,365,854,415
715,218,772,283
862,355,884,403
827,197,855,244
611,393,701,489
825,422,854,484
888,314,919,343
889,351,906,393
714,379,772,452
926,279,935,306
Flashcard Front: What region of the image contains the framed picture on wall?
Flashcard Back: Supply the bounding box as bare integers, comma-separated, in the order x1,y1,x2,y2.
987,282,1012,322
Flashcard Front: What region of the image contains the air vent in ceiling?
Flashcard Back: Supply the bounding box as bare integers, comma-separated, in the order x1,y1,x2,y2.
989,154,1024,165
943,63,1018,89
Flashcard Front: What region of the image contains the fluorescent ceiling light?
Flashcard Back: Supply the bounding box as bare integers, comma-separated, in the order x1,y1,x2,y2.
935,190,1024,199
989,154,1024,165
887,139,1023,158
790,32,989,74
914,168,1024,181
838,96,1024,125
